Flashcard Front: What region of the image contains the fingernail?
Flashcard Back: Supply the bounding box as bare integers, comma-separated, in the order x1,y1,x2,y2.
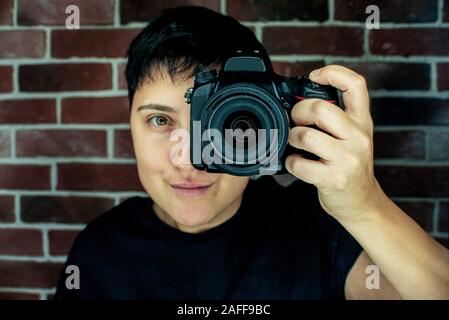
310,69,321,78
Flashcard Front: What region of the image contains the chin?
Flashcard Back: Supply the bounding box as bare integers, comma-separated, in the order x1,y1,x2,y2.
171,203,213,228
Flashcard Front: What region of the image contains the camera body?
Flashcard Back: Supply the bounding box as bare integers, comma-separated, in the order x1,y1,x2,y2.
184,50,339,176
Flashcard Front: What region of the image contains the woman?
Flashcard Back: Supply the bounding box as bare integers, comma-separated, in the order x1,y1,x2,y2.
55,6,449,300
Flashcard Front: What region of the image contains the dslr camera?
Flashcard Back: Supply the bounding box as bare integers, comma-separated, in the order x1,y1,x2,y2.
184,50,339,176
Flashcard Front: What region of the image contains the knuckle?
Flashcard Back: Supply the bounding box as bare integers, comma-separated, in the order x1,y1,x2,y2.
311,100,328,118
299,129,316,148
323,64,339,73
354,74,367,88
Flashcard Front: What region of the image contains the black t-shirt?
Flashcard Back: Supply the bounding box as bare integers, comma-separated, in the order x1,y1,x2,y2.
54,176,363,300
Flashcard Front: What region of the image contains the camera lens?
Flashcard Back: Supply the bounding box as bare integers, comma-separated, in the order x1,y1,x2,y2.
223,111,261,148
208,96,272,166
228,113,259,132
197,85,289,175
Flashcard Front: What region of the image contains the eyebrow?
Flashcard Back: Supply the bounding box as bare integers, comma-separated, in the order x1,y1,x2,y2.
137,103,177,113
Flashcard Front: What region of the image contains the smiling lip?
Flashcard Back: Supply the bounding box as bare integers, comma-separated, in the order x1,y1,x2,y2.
170,182,214,197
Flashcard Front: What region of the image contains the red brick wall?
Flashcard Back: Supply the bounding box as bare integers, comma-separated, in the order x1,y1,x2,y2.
0,0,448,299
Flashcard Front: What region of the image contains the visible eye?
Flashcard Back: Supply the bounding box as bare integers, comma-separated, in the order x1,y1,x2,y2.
146,114,173,128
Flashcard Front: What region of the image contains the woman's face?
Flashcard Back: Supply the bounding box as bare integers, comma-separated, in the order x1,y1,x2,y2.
130,70,249,233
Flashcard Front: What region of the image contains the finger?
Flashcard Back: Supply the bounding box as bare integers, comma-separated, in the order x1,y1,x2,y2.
290,99,358,140
285,153,329,187
309,65,371,122
288,126,344,162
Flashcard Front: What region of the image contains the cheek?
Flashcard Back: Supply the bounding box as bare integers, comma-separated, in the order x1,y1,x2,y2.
133,135,174,200
131,126,173,175
215,176,249,201
140,143,168,171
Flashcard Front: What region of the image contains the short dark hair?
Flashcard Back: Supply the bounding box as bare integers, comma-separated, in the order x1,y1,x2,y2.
125,6,270,106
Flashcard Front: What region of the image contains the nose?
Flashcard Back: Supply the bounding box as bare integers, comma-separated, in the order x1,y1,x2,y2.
169,127,196,171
